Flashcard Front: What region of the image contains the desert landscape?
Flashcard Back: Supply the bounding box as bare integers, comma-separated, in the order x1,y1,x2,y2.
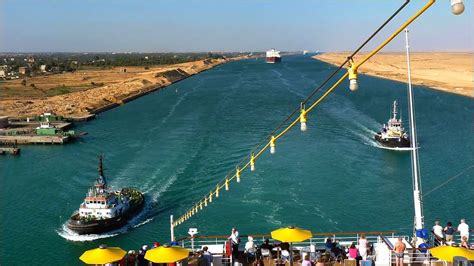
313,52,473,98
0,58,235,119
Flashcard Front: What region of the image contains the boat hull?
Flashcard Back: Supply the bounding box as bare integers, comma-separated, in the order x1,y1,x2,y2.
266,57,281,64
67,188,145,235
374,133,410,148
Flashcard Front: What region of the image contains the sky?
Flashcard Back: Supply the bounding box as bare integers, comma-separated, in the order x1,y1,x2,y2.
0,0,472,53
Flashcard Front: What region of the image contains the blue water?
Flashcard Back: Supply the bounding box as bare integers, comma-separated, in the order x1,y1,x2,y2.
1,55,472,265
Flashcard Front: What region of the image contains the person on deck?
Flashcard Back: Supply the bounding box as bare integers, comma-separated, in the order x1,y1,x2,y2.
432,221,444,246
348,243,358,259
197,251,209,266
394,237,406,266
202,246,213,266
301,254,312,266
259,238,274,258
460,236,469,249
458,219,470,242
126,250,137,266
260,238,274,251
245,236,257,259
228,227,240,264
358,235,368,261
325,238,334,252
444,222,455,242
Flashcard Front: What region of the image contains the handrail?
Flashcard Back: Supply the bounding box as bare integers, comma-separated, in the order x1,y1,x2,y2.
379,234,395,250
178,231,398,241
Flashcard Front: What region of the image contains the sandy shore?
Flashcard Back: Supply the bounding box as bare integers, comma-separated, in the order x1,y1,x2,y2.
313,52,473,98
0,57,247,119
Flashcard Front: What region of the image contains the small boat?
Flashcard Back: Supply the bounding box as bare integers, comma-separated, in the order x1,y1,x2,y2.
374,100,410,148
67,155,144,235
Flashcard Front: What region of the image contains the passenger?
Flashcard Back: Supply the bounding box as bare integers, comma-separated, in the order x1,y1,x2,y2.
432,220,444,246
348,242,358,259
444,222,455,242
358,235,368,260
324,238,334,251
197,251,208,266
280,242,290,252
394,237,406,266
260,238,274,251
202,246,213,266
457,219,470,242
227,227,240,264
244,236,257,259
460,236,469,249
301,254,312,266
137,249,146,266
126,250,137,266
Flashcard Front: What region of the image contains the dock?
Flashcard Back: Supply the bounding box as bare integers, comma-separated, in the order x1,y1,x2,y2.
0,135,70,145
8,121,73,130
0,147,21,155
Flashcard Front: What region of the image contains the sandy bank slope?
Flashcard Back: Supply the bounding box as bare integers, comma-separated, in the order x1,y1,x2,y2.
313,53,473,98
0,58,234,119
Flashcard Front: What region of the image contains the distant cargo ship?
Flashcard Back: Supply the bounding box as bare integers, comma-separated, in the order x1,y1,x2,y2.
266,49,281,63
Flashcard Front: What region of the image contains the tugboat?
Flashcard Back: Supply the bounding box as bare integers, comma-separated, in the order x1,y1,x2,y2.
67,155,145,235
374,100,410,148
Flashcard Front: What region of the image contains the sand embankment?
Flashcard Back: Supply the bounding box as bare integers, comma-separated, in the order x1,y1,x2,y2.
0,57,244,119
313,52,473,98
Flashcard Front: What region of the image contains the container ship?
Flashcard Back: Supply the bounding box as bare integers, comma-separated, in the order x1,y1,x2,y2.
266,49,281,63
67,155,145,235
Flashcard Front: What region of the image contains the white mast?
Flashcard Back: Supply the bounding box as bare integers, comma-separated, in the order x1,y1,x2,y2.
405,29,424,236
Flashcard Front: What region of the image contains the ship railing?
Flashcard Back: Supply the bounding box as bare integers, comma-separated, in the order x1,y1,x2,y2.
388,249,434,266
178,231,400,252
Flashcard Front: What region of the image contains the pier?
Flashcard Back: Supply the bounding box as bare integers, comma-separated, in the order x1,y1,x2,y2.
0,147,20,155
0,135,70,145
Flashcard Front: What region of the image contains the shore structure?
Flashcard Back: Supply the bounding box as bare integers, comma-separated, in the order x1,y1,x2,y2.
313,52,473,98
0,56,248,120
0,113,81,145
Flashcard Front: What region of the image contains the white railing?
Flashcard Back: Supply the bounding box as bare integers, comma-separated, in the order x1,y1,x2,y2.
179,232,402,251
389,249,433,266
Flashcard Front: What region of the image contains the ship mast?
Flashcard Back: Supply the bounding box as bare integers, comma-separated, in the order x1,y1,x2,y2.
392,100,398,120
405,29,424,242
97,154,107,186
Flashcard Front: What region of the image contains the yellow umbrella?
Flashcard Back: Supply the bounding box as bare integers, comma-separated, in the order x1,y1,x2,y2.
80,244,126,265
145,245,190,263
271,226,312,266
430,246,474,262
271,226,312,243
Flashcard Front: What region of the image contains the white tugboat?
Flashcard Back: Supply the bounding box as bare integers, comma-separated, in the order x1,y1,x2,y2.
67,155,144,235
374,100,410,148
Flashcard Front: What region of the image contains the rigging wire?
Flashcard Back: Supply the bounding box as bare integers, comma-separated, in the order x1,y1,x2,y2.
423,164,473,198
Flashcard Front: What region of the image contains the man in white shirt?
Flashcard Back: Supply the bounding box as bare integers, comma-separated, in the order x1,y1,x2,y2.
457,219,469,241
432,221,444,246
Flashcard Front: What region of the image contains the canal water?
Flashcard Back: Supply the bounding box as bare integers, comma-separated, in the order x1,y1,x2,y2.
1,55,472,265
